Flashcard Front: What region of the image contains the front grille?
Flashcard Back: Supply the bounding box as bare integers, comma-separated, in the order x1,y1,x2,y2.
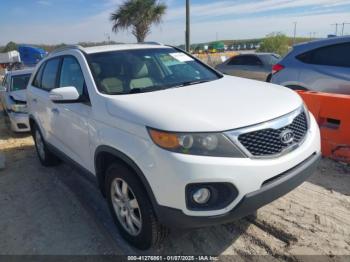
238,112,308,157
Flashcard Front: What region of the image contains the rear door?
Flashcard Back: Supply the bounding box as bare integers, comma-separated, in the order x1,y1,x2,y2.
220,55,266,80
27,57,61,142
219,55,247,77
49,55,92,169
241,55,269,81
298,42,350,94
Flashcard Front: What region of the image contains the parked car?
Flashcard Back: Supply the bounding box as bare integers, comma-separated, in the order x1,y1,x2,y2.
215,53,280,81
271,36,350,94
27,44,321,249
0,68,34,132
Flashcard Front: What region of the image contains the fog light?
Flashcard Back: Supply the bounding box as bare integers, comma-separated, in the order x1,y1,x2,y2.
192,188,211,204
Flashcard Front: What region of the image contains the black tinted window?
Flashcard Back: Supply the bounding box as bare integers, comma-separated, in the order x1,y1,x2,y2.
228,55,262,66
32,63,45,88
297,43,350,67
41,58,60,91
59,57,85,95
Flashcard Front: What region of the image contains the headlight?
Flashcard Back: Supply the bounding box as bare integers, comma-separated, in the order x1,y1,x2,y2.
11,104,27,113
302,102,311,127
148,128,246,158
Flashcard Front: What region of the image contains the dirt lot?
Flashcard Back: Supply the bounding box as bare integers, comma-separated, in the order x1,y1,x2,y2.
0,111,350,260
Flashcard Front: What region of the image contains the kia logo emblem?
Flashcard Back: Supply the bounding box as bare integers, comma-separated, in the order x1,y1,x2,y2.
280,129,295,144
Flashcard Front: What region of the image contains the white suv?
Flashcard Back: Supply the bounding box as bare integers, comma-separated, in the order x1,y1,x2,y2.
27,44,321,249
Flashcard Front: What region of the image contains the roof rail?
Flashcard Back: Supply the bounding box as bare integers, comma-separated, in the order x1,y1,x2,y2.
49,45,84,56
139,41,163,45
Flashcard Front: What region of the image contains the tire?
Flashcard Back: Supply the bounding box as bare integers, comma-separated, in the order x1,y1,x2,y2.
33,124,61,167
105,163,168,250
266,74,272,82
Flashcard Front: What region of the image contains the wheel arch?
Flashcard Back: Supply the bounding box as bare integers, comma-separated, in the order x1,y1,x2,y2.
94,146,159,210
28,114,37,135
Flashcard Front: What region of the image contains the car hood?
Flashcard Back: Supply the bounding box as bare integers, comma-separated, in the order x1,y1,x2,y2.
105,76,302,132
9,90,27,102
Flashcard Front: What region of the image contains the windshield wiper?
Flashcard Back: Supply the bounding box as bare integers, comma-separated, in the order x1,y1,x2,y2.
170,80,211,88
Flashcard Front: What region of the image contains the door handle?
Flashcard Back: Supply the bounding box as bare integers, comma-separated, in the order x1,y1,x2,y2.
51,108,59,115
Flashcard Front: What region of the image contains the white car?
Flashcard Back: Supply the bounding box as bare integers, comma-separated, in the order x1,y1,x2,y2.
0,68,34,132
27,44,321,249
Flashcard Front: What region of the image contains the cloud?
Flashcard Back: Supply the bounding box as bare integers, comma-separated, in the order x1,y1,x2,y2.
1,0,350,45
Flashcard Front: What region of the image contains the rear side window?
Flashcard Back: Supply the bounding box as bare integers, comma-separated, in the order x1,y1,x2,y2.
59,56,85,95
297,43,350,68
228,55,262,66
32,63,45,88
41,58,60,91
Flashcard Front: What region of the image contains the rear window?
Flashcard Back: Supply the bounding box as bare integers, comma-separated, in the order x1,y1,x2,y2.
261,54,280,66
11,74,31,91
297,43,350,68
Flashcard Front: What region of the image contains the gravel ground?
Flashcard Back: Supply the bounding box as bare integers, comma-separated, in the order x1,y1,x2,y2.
0,111,350,260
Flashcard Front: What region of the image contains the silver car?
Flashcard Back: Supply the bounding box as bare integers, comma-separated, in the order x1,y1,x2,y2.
271,36,350,95
215,53,280,81
0,68,34,132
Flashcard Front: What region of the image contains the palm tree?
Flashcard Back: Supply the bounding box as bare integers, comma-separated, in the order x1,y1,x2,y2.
110,0,167,43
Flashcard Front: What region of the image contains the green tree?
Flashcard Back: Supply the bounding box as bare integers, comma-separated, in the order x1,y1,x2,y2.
110,0,167,43
2,41,18,52
258,33,289,55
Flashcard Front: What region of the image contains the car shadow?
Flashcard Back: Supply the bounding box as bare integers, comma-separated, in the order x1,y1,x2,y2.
307,157,350,197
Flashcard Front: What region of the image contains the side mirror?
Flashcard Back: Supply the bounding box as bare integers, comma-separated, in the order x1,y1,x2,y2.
49,86,80,103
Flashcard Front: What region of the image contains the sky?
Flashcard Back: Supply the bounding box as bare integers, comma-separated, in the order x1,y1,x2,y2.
1,0,350,45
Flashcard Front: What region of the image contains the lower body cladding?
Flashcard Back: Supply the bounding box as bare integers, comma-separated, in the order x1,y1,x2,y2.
136,115,321,228
8,112,30,132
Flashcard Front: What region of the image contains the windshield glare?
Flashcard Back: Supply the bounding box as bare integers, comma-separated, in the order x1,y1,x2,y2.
88,48,220,95
11,74,31,91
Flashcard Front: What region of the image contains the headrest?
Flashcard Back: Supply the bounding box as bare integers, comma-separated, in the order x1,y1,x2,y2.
91,62,101,76
131,60,149,78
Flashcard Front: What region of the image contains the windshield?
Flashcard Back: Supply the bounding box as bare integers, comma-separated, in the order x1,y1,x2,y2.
87,48,221,95
11,74,31,91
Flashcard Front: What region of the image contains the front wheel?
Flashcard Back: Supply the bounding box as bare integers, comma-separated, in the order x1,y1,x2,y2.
105,163,168,249
33,125,60,166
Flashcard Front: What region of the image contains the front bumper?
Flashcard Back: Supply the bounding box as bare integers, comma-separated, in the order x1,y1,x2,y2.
137,114,320,218
156,152,320,228
8,112,30,132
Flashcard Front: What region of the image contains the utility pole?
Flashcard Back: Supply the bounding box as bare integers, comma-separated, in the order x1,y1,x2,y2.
331,23,340,35
342,23,350,36
293,22,297,45
185,0,190,52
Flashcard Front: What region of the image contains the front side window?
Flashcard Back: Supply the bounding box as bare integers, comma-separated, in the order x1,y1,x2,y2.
297,43,350,68
11,74,31,91
41,58,60,91
88,48,220,95
59,56,85,95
